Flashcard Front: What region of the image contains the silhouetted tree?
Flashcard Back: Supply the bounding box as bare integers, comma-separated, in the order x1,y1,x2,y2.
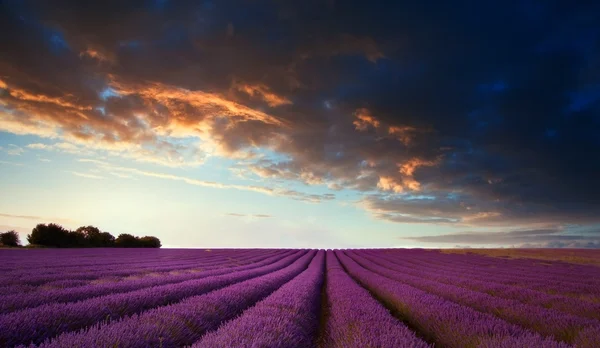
139,236,162,248
27,223,71,247
0,230,21,247
25,223,160,248
75,225,115,247
115,233,139,248
98,232,116,247
68,230,88,247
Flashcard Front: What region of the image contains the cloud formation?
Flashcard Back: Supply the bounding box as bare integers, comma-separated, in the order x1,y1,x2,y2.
79,159,335,203
1,0,599,241
0,212,77,224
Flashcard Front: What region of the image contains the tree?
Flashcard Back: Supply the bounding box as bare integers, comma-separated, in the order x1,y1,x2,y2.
0,230,21,247
139,236,162,248
115,233,139,248
68,230,88,247
25,222,159,248
27,223,71,247
98,232,116,247
74,226,116,247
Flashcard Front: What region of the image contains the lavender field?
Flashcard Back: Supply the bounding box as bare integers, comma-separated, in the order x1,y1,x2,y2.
1,249,600,348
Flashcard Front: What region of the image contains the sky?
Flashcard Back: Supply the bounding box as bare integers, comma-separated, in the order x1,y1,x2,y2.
0,0,599,248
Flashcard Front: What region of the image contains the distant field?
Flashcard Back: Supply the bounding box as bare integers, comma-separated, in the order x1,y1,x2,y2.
1,248,599,347
439,248,600,267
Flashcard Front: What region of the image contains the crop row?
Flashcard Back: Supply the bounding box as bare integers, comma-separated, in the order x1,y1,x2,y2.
34,251,319,348
0,249,284,286
0,250,307,346
367,250,600,299
0,250,295,314
363,250,600,320
320,251,429,348
336,251,572,348
370,250,600,289
345,251,600,345
192,250,325,347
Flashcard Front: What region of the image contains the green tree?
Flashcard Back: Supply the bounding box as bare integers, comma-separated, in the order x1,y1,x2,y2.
115,233,139,248
27,223,71,247
98,231,116,247
68,230,88,247
75,226,116,247
139,236,162,248
0,230,21,247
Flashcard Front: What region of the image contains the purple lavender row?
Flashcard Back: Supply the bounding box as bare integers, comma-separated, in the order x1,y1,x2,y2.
366,250,600,304
348,251,600,345
319,251,430,348
0,249,285,293
1,249,281,283
34,251,318,348
0,250,295,314
368,250,600,298
335,251,570,348
0,251,281,296
0,250,306,347
0,250,218,275
368,250,600,320
0,280,90,296
1,249,282,287
377,249,600,287
368,249,600,308
192,251,325,347
1,248,265,273
0,248,251,271
369,249,600,284
1,249,276,278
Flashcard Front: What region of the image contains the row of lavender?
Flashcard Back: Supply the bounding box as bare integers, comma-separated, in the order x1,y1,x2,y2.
1,248,598,347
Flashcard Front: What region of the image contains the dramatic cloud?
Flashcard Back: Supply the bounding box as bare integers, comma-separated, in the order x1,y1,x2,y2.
1,0,599,241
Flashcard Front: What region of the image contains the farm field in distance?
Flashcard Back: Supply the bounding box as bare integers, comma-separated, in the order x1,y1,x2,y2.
1,248,600,348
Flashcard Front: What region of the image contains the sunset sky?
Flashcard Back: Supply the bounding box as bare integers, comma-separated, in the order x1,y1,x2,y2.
1,1,599,248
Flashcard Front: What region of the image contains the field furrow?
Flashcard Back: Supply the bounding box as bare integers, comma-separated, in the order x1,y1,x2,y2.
0,250,294,313
1,248,598,348
319,251,430,348
336,251,571,348
346,251,600,345
363,251,600,320
0,250,306,347
34,251,318,348
192,250,325,347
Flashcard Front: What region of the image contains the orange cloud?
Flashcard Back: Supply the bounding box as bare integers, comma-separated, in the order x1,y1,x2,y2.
353,108,380,131
388,125,417,145
79,48,115,64
3,80,92,112
399,157,439,177
233,82,292,107
377,176,404,193
1,74,291,167
109,77,285,127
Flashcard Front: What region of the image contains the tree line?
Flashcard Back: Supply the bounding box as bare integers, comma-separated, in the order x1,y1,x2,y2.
0,223,161,248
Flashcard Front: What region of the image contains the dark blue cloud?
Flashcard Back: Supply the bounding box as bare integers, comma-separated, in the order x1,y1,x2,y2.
1,0,599,230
